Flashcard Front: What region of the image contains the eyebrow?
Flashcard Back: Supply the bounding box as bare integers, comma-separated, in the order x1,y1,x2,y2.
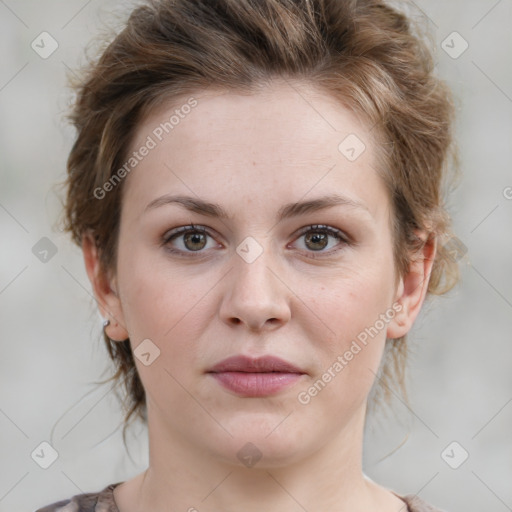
144,193,371,221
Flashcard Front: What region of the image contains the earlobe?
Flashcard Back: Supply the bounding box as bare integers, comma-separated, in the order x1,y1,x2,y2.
386,232,437,340
81,232,129,341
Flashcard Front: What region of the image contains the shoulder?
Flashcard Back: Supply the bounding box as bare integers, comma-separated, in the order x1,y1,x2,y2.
399,493,448,512
34,482,123,512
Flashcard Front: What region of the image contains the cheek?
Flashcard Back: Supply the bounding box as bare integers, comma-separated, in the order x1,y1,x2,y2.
116,242,197,342
311,255,395,340
116,251,211,406
304,264,395,398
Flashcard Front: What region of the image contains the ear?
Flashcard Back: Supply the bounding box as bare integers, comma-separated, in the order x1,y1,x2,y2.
82,231,129,341
386,231,437,339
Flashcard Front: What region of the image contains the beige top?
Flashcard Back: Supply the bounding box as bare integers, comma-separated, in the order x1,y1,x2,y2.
35,481,447,512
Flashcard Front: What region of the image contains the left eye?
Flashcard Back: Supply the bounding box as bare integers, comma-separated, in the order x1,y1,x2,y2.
162,224,349,256
292,224,349,256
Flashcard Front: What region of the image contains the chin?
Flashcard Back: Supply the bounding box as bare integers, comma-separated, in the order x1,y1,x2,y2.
206,416,312,468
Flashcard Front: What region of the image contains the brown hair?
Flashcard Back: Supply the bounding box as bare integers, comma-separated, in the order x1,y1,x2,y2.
58,0,460,443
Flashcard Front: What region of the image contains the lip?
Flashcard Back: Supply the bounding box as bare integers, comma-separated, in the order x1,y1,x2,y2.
209,355,304,374
207,355,306,397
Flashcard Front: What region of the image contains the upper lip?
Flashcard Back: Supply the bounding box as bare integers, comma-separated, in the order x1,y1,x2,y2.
207,355,305,374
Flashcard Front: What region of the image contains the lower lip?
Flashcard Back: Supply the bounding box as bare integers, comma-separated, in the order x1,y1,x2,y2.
209,372,303,397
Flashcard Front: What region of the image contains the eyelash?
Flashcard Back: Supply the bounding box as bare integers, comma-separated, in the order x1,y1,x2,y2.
161,223,351,259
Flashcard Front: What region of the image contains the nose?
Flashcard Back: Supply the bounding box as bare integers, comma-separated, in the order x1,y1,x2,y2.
219,242,292,332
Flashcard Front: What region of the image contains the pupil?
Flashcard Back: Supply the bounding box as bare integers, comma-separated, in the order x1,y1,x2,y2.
306,232,327,250
185,232,206,251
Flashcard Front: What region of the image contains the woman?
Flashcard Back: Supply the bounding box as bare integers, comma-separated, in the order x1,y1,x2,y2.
37,0,459,510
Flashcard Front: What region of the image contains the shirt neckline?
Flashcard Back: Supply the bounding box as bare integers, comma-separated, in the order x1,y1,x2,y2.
102,482,414,512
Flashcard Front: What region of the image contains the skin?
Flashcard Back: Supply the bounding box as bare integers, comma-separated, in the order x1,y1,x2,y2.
83,79,436,512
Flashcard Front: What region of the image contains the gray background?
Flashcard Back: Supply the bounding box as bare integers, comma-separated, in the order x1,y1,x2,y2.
1,1,511,511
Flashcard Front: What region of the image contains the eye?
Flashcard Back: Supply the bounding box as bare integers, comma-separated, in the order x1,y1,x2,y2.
291,224,350,258
162,224,219,255
162,223,350,258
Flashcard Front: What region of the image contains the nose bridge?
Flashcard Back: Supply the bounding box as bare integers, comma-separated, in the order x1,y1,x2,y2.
233,236,277,302
220,235,291,329
235,241,274,297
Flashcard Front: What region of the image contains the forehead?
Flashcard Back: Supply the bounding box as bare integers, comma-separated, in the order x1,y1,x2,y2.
135,80,368,157
122,80,389,222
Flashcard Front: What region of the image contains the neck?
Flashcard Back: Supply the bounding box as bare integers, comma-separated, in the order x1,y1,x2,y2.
126,403,392,512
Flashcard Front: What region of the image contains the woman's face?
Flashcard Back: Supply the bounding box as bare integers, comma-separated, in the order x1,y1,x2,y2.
97,80,419,466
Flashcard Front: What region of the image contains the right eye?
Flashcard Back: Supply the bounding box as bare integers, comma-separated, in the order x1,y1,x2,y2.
162,224,221,256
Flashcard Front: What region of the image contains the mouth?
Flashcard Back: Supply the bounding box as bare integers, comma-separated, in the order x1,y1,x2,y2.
206,355,306,397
